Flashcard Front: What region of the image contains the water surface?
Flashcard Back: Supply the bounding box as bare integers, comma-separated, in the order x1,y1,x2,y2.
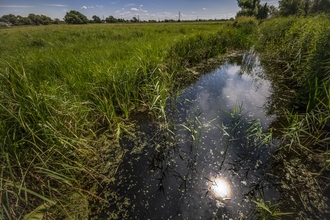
105,56,278,219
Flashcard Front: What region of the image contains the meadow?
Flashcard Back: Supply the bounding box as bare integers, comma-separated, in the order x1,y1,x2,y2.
1,15,329,219
0,20,255,219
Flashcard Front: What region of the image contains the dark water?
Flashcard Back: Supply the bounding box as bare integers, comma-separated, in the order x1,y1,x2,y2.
104,56,280,219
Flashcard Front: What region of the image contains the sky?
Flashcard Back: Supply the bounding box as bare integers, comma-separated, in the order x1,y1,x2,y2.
0,0,279,21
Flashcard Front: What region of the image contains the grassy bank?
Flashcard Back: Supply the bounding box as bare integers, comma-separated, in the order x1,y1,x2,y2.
0,21,256,219
256,16,330,219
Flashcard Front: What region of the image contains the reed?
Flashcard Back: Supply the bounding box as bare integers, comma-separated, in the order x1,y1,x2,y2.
1,21,257,218
257,15,330,218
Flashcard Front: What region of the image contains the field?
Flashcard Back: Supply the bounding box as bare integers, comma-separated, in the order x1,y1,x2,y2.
1,16,329,219
0,20,256,219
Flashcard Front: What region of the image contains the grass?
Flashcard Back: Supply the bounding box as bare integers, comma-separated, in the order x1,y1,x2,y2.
2,16,329,219
257,15,330,219
0,21,256,218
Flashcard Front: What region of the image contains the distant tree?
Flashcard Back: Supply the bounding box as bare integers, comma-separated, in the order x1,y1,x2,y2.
279,0,302,16
53,18,61,24
256,3,269,19
237,0,261,16
41,14,52,25
27,14,43,25
92,15,102,23
106,15,117,23
131,16,139,22
268,5,279,17
279,0,330,16
117,18,126,22
64,10,88,24
17,16,33,25
1,14,17,25
311,0,330,14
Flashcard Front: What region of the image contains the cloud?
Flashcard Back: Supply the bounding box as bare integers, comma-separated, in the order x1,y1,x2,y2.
43,4,67,7
119,11,131,16
81,5,94,9
192,11,195,14
131,8,139,11
139,5,148,13
203,8,207,10
0,5,34,8
125,3,135,7
96,5,104,8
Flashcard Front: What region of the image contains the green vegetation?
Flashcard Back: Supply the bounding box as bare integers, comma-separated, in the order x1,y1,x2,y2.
1,8,330,218
64,10,89,24
0,22,255,219
256,15,330,219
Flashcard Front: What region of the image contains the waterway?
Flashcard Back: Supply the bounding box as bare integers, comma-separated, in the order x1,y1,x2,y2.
99,54,279,219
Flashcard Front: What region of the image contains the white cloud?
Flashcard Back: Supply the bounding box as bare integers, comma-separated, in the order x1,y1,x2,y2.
119,11,131,16
131,8,139,11
139,5,148,13
125,3,135,7
192,11,195,14
96,5,104,8
203,8,207,10
0,5,34,8
81,5,94,9
43,4,67,7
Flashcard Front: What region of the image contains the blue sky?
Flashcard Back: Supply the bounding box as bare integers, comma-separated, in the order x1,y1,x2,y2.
0,0,278,21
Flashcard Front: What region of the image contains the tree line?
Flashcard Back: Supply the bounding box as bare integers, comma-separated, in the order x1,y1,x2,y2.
236,0,330,19
0,13,59,25
1,1,330,26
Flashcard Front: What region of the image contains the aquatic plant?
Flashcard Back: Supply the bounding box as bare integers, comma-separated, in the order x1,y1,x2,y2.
252,199,292,220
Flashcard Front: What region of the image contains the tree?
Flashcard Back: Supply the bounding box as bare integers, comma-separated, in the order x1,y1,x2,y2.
92,15,102,23
17,16,33,25
0,14,17,25
106,15,117,23
64,10,88,24
268,5,279,17
237,0,261,16
236,0,271,19
41,14,52,25
279,0,303,16
279,0,330,16
131,16,139,22
53,18,61,24
311,0,330,14
256,3,269,19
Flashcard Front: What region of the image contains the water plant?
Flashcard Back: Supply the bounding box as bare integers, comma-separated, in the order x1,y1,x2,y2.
252,199,292,220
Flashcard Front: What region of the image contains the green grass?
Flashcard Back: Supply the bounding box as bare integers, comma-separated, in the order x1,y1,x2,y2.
0,22,256,218
257,15,330,218
2,16,329,219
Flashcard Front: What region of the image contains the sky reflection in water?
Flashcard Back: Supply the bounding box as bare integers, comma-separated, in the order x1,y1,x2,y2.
111,58,278,219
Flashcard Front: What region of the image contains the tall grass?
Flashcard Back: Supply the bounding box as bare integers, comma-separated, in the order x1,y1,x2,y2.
0,22,256,218
257,15,330,218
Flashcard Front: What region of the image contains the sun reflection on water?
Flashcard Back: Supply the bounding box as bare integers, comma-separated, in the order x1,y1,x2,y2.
208,176,232,200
